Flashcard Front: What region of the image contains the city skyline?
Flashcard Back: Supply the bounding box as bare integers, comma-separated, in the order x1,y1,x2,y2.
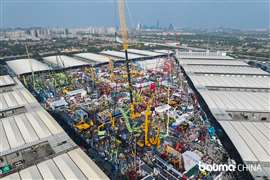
0,0,269,29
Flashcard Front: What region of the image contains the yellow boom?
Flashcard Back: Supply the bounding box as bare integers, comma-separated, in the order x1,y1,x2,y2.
118,0,134,106
118,0,128,50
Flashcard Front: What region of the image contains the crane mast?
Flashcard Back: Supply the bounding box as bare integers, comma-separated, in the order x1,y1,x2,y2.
118,0,133,104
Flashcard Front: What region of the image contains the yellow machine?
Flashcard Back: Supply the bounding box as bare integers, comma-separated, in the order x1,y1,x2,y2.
97,123,107,136
118,0,128,51
144,100,152,147
130,91,144,120
74,120,93,132
130,103,141,120
63,87,70,94
137,101,152,147
109,113,116,129
118,0,137,122
74,109,93,131
164,145,182,170
169,100,177,107
137,95,160,148
98,123,105,131
149,126,160,148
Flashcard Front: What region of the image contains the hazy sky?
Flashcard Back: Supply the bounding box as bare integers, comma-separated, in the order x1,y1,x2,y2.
1,0,269,29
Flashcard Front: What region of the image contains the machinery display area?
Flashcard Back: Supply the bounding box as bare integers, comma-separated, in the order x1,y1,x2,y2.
21,55,234,180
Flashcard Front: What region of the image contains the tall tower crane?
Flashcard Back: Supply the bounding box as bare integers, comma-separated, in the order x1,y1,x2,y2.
118,0,133,105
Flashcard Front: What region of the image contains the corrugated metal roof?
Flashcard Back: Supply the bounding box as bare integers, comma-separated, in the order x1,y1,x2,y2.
180,53,270,179
127,49,163,56
74,53,110,63
1,172,20,180
220,121,270,163
0,111,64,154
68,148,110,180
3,148,109,180
0,90,36,111
2,117,25,148
154,49,174,54
137,58,167,70
53,153,88,179
14,114,39,143
177,51,233,59
183,65,269,75
43,55,90,68
36,110,63,134
25,112,51,139
6,59,51,75
0,76,108,179
0,121,10,152
19,165,43,179
179,59,248,66
37,159,65,179
220,121,259,162
100,50,145,59
0,75,15,87
189,74,270,89
199,90,270,113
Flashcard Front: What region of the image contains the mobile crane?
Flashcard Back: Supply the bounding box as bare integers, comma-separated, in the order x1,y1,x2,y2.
118,0,135,119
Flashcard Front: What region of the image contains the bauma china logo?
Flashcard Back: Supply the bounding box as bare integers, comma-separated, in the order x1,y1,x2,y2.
199,162,262,172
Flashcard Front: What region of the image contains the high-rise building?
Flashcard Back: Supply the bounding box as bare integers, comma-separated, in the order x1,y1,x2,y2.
156,20,160,29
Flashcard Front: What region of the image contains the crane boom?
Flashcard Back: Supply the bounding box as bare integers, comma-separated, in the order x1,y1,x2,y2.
118,0,128,50
118,0,133,104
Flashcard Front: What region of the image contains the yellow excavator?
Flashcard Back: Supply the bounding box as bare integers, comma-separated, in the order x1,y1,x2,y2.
75,120,93,132
74,110,93,132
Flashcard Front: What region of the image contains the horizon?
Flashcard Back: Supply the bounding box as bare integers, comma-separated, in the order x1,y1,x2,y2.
0,0,269,30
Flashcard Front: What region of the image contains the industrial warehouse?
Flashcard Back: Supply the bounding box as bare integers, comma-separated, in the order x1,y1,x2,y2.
0,45,267,180
0,74,109,179
0,2,269,179
0,48,232,179
177,50,270,179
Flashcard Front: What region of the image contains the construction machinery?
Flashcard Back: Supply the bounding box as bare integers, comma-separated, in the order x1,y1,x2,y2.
130,103,142,120
109,112,116,129
74,120,93,132
74,109,93,131
137,95,160,148
97,123,106,137
118,0,134,108
63,87,70,94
